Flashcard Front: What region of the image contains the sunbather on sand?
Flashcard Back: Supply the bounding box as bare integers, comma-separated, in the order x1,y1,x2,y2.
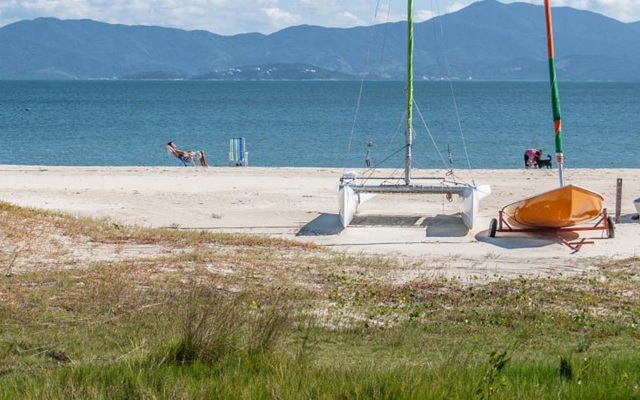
167,141,208,167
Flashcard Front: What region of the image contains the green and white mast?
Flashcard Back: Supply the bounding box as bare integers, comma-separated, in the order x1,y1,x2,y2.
544,0,565,187
404,0,414,185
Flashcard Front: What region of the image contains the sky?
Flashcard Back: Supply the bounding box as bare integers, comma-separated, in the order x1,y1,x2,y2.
0,0,638,36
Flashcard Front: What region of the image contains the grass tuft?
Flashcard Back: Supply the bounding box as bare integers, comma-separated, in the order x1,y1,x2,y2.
558,357,573,381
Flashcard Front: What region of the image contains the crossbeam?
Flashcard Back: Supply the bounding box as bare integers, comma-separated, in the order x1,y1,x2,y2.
350,183,469,195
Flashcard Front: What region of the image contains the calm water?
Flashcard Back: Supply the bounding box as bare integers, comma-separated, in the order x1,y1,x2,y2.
0,80,638,169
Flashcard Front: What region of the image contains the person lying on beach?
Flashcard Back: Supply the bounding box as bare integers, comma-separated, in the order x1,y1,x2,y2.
167,141,208,167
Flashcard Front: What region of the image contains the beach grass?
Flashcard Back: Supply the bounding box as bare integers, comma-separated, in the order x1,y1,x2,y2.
1,201,640,399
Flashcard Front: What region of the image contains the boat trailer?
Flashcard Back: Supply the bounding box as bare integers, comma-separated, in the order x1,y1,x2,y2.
488,208,615,253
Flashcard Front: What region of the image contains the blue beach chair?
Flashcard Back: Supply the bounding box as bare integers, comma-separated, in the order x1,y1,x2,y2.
176,154,190,166
229,137,248,166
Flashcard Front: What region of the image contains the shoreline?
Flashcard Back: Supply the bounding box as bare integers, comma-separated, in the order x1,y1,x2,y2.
2,165,639,279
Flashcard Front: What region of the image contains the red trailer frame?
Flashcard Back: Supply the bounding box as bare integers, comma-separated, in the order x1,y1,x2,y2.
488,208,615,253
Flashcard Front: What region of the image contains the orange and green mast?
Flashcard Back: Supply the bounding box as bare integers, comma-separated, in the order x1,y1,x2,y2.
544,0,565,187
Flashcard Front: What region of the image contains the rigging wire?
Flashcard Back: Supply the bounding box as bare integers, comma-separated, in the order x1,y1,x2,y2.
413,99,450,169
360,146,407,185
429,0,472,169
344,0,390,171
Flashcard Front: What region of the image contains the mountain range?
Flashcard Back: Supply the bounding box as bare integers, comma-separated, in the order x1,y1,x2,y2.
0,0,639,81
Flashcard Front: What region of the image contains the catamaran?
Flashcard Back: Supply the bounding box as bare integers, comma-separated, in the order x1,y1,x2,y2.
338,0,491,230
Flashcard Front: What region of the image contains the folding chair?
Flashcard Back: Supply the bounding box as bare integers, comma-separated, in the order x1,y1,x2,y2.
229,137,249,166
168,147,200,166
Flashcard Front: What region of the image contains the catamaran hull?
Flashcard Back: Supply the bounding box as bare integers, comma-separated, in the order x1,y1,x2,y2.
461,185,492,230
339,185,378,228
501,184,604,229
339,185,358,228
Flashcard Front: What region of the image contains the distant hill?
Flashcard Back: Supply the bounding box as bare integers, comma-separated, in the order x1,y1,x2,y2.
1,0,639,81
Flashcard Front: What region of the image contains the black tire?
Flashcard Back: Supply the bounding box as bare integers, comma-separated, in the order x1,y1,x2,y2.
489,218,498,238
607,216,615,239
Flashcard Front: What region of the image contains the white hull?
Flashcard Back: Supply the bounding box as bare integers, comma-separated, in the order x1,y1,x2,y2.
339,185,358,228
461,184,492,230
634,197,640,214
339,184,377,228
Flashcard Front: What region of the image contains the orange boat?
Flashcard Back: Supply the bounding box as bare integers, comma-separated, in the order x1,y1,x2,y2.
501,184,604,229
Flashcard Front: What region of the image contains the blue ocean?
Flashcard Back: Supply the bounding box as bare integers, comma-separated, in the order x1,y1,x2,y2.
0,80,637,169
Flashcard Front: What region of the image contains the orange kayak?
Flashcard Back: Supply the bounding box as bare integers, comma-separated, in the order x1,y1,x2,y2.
502,184,604,228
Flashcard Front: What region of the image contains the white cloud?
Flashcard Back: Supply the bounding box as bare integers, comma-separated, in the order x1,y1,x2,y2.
330,12,366,28
415,9,438,22
442,1,475,14
261,7,302,30
579,0,637,22
499,0,639,23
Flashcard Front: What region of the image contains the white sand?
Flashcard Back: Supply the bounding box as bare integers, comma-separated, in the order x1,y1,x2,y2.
1,165,638,279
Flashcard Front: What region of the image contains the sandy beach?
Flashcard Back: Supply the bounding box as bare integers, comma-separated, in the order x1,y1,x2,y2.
1,165,638,279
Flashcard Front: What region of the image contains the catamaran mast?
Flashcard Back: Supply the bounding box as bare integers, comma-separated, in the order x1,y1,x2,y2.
404,0,414,185
544,0,565,187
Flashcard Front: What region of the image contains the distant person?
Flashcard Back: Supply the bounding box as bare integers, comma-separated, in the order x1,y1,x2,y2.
167,141,208,167
524,148,542,169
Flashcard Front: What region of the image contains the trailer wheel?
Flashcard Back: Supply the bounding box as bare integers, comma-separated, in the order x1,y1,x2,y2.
607,216,615,239
489,218,498,238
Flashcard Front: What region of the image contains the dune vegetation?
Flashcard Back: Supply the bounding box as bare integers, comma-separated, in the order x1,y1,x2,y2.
0,201,639,399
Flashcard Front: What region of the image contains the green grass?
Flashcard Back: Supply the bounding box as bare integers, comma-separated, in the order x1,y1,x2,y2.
1,201,640,398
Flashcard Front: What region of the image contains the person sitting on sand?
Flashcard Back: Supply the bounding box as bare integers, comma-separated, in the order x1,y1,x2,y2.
167,141,208,167
524,148,543,169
